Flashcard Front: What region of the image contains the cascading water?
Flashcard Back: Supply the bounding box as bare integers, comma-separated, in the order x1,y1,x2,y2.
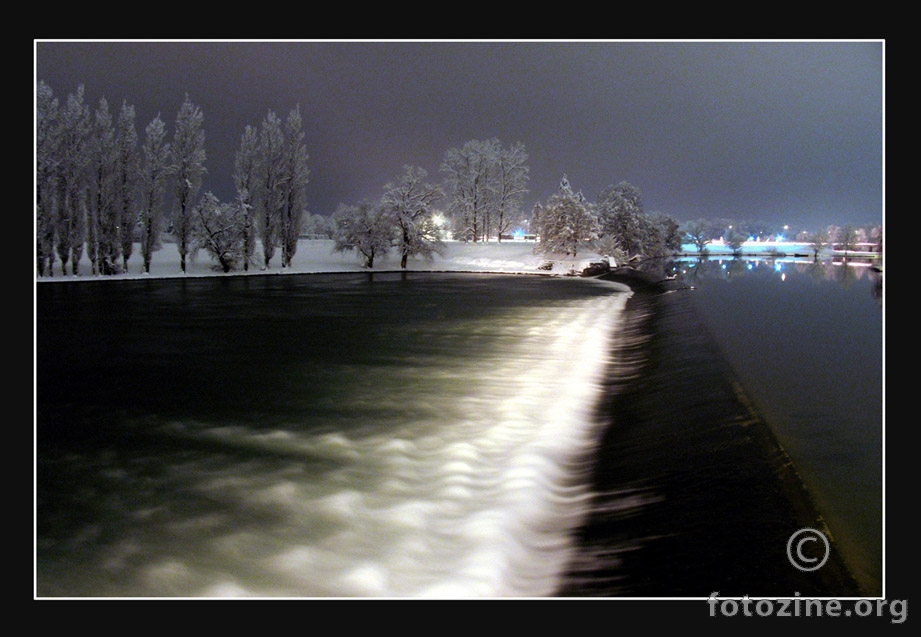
36,273,632,597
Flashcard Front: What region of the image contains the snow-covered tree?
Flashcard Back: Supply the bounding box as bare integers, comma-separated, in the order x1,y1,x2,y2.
441,139,492,242
529,201,543,240
170,94,207,273
278,106,310,268
441,138,527,243
493,141,529,241
233,124,260,270
332,200,395,268
647,213,683,256
381,166,444,269
591,182,680,260
138,115,171,273
194,191,245,272
36,81,59,277
87,96,119,275
592,234,627,266
595,181,645,258
255,110,284,268
54,85,91,276
535,177,597,257
301,212,335,239
115,100,139,273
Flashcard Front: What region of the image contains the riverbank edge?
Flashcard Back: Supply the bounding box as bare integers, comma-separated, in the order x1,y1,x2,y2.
556,267,866,598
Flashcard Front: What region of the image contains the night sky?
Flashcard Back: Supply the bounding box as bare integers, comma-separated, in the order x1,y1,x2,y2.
35,40,883,231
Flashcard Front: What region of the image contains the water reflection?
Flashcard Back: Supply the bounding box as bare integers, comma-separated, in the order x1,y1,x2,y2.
869,266,883,306
661,254,883,594
668,255,883,306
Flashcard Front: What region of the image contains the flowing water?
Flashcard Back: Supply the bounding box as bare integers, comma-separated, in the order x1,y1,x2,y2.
35,260,883,597
36,272,631,597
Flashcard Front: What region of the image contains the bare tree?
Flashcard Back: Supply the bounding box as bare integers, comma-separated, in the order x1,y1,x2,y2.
725,227,746,257
837,224,856,256
809,229,829,260
683,220,712,254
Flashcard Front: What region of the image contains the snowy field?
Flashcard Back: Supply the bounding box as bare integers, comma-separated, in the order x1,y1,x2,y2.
36,238,607,282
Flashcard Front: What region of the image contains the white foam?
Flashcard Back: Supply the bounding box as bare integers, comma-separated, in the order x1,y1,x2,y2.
59,286,630,598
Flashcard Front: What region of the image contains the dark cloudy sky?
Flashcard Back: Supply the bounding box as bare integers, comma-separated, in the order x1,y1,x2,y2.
35,40,883,231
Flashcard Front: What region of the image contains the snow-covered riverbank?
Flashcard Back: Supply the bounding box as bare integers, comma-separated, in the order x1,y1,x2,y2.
36,239,611,282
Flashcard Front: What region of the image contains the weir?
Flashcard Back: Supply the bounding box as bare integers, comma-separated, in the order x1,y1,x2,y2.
557,270,865,598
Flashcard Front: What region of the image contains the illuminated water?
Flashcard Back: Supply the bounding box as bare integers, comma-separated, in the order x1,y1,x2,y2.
36,272,631,597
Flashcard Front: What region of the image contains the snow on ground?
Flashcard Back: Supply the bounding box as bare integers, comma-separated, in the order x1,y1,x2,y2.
36,238,865,284
36,239,610,281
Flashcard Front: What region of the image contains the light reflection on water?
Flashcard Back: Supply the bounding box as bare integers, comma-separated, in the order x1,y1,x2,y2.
674,256,883,594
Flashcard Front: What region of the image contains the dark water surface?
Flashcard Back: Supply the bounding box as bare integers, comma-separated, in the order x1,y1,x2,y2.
36,272,631,597
677,257,883,594
35,261,883,597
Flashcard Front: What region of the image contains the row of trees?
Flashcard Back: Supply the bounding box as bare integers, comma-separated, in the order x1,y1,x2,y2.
36,80,679,276
441,138,529,243
333,166,444,269
330,158,681,270
36,81,310,276
528,176,682,262
330,138,531,269
681,217,883,259
231,107,310,271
